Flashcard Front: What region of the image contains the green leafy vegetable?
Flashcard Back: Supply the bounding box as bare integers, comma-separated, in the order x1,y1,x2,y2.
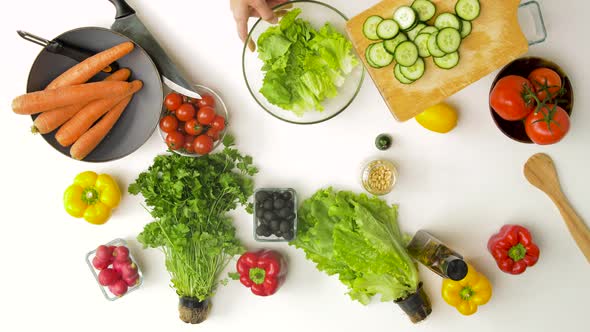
290,188,420,304
257,8,359,116
129,135,257,301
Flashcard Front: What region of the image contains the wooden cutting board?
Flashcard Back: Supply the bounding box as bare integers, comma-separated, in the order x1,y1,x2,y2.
346,0,528,122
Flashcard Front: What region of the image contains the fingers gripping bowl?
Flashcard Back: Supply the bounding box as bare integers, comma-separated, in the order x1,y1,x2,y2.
242,0,365,125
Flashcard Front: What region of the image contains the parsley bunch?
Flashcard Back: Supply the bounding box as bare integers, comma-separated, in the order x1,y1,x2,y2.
129,136,257,301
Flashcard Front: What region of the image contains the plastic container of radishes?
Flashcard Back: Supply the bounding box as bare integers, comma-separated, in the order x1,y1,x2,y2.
85,238,143,301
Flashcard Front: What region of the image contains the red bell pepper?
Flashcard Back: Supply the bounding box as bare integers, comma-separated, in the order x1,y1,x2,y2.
487,225,540,275
236,250,287,296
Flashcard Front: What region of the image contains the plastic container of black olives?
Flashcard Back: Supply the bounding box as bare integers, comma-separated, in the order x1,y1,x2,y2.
253,188,297,242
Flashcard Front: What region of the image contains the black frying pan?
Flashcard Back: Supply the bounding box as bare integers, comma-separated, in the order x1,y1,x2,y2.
27,26,163,162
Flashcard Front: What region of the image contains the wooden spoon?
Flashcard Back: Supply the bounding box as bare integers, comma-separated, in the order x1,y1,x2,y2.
524,153,590,263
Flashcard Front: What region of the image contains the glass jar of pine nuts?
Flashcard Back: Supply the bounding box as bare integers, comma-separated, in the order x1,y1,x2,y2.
361,159,398,196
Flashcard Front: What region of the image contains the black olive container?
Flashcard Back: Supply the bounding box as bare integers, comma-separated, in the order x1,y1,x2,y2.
394,283,432,324
253,188,298,242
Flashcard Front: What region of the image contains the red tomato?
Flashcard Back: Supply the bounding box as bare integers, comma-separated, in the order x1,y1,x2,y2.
176,122,186,135
159,115,178,133
207,129,220,141
164,93,183,112
196,94,215,108
197,106,216,125
528,68,562,102
211,115,226,132
165,132,185,150
176,103,196,122
194,135,214,155
525,104,570,145
490,75,536,121
183,135,195,153
184,119,204,136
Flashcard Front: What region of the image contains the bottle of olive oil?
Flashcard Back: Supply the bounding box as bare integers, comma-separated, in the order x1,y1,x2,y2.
407,230,468,281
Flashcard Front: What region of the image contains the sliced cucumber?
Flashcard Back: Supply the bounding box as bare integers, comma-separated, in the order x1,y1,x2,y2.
376,19,400,40
411,0,437,22
414,33,431,58
363,15,384,40
407,23,426,41
455,0,481,21
427,31,446,57
434,51,460,69
368,42,394,67
400,58,426,80
419,26,439,35
394,64,415,84
365,44,380,68
434,13,462,30
384,33,408,55
436,27,462,53
394,6,418,31
394,41,419,67
460,20,472,38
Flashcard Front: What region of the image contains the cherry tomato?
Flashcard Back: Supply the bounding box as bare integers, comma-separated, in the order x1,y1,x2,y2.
207,129,220,141
164,93,183,112
197,106,216,125
194,135,214,155
211,115,226,132
528,68,562,102
184,119,204,136
196,94,215,108
159,115,178,133
176,122,186,135
490,75,536,121
165,131,185,150
183,135,195,153
525,104,570,145
176,103,196,122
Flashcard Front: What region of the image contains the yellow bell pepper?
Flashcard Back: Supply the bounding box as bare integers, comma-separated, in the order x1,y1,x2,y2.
63,171,121,225
441,264,492,316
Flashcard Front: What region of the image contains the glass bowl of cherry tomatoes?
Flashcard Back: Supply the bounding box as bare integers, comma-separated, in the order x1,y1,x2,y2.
159,85,228,156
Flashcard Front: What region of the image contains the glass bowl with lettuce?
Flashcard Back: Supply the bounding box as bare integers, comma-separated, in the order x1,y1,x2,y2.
242,1,365,124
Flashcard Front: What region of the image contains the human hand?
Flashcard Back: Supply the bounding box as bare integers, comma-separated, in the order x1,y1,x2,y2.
230,0,290,43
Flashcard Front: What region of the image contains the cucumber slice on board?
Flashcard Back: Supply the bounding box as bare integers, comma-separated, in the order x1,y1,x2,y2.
436,28,462,53
419,26,439,35
363,15,384,40
414,33,431,57
394,64,415,84
368,42,394,67
394,6,418,31
384,33,408,55
434,13,462,30
400,58,426,80
427,31,446,57
434,51,460,69
365,44,380,68
411,0,437,22
407,23,427,41
394,41,419,67
377,19,400,40
460,20,472,38
455,0,481,21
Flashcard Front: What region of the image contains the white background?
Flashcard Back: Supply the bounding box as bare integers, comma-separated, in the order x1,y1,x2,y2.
1,0,588,331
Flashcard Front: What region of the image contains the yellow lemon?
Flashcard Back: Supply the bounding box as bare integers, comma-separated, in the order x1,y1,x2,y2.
415,103,458,133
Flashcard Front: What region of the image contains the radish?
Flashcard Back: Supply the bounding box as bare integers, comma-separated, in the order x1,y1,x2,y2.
112,259,130,273
121,262,138,279
96,245,114,262
113,246,130,262
123,274,140,287
98,268,121,286
108,280,128,297
92,256,110,270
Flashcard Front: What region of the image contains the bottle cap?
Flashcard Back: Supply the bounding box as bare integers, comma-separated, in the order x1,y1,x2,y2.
447,259,468,281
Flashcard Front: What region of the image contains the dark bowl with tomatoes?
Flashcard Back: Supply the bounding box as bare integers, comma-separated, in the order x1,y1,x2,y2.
489,57,574,144
159,85,228,156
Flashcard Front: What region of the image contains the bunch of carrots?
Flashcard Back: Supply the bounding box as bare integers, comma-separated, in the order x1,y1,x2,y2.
11,41,143,160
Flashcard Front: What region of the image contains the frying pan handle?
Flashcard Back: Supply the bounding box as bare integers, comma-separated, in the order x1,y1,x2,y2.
108,0,136,19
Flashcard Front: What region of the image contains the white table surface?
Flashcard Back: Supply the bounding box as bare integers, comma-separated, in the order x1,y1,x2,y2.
1,0,588,331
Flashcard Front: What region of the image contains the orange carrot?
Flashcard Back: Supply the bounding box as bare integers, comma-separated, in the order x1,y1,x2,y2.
12,81,133,115
55,80,143,147
46,42,134,89
32,69,132,134
70,94,135,160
